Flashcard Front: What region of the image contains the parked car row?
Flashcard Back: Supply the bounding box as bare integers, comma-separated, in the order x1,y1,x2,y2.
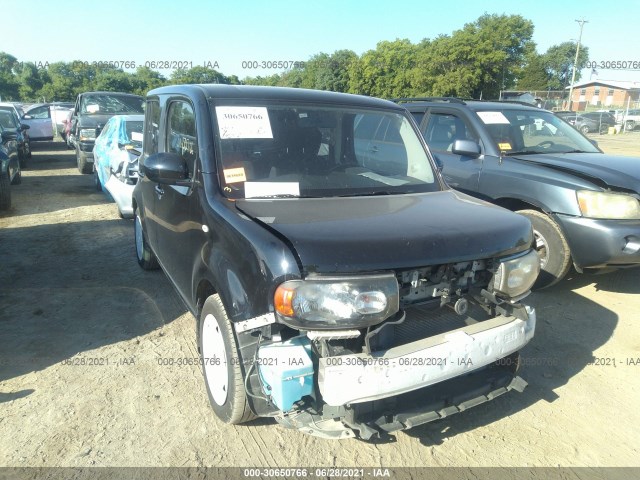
555,110,617,134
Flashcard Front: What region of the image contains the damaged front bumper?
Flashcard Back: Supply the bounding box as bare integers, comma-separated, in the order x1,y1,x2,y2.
318,306,535,406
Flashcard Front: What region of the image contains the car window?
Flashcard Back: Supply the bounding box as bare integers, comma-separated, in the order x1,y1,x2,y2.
410,112,424,126
213,102,437,199
142,101,160,164
424,113,479,152
476,109,600,155
80,94,143,114
167,101,197,176
100,118,116,143
26,105,50,119
0,110,18,129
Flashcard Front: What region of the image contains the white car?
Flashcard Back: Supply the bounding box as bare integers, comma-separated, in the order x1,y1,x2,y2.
20,104,55,141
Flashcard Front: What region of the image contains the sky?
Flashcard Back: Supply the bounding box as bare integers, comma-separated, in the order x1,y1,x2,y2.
3,0,639,84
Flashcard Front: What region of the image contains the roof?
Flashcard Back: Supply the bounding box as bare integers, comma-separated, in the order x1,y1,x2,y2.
148,84,402,110
400,99,541,112
565,79,640,90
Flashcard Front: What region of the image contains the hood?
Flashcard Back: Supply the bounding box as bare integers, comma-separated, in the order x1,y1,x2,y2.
513,153,640,193
236,191,532,273
77,114,119,129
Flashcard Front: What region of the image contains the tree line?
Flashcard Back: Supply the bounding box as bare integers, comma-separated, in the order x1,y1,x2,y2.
0,14,588,103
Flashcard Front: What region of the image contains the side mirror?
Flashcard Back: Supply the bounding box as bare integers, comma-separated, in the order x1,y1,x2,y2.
451,139,481,158
20,124,30,131
143,152,190,185
434,157,444,172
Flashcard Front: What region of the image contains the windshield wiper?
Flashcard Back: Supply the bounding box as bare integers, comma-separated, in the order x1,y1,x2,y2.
507,150,540,156
338,191,397,197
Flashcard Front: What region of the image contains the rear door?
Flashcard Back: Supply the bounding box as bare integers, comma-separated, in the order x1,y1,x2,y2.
22,105,54,140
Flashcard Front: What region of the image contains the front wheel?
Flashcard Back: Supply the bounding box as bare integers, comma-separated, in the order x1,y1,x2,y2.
579,125,590,135
134,211,159,270
199,294,256,424
77,148,92,174
94,168,102,191
0,173,10,210
517,209,572,289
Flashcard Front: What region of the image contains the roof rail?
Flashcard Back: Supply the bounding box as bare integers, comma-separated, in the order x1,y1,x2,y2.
390,97,467,105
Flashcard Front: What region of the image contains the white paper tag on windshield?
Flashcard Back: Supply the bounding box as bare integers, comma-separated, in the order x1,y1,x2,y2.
477,111,510,124
216,106,273,139
244,182,299,198
131,132,143,142
86,104,100,113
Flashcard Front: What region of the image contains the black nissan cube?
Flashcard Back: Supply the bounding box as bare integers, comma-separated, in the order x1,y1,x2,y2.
133,84,539,440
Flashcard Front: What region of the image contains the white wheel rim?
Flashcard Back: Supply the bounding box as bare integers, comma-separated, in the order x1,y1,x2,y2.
533,228,549,268
135,216,144,261
202,313,229,405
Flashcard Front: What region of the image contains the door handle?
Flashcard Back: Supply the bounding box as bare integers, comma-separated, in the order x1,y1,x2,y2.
155,185,164,197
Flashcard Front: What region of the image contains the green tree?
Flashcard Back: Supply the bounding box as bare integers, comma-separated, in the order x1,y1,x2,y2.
543,41,589,90
0,52,20,100
171,66,230,84
130,66,167,96
411,14,535,99
15,62,46,101
517,53,550,90
93,68,133,92
348,39,418,97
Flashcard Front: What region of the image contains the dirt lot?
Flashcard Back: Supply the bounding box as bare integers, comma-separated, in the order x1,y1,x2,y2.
1,135,639,470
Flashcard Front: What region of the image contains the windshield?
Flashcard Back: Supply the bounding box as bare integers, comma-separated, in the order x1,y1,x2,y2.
476,108,601,155
80,94,144,115
0,109,18,129
212,102,439,199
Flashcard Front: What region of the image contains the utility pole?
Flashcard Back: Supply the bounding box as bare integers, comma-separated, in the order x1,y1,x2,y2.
567,19,588,111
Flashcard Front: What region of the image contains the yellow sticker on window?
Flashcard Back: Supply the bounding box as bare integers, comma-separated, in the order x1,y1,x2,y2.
498,142,512,150
223,167,247,184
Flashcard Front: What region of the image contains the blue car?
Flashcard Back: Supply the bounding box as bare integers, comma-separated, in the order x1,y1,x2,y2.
93,114,144,217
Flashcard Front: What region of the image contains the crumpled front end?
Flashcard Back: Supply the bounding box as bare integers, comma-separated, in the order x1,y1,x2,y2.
240,254,538,440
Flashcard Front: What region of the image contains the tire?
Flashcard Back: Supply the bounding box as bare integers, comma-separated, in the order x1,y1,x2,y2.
518,209,572,289
0,172,10,210
199,294,257,424
625,121,635,132
26,140,32,159
94,169,102,191
77,148,92,174
579,125,590,135
134,211,159,270
18,149,27,169
11,165,21,185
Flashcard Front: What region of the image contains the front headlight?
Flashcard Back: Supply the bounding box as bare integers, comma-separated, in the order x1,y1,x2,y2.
577,190,640,219
493,249,540,299
79,128,96,141
274,274,399,330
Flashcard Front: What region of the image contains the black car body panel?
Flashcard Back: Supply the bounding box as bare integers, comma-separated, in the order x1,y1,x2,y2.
236,192,532,273
133,85,539,439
